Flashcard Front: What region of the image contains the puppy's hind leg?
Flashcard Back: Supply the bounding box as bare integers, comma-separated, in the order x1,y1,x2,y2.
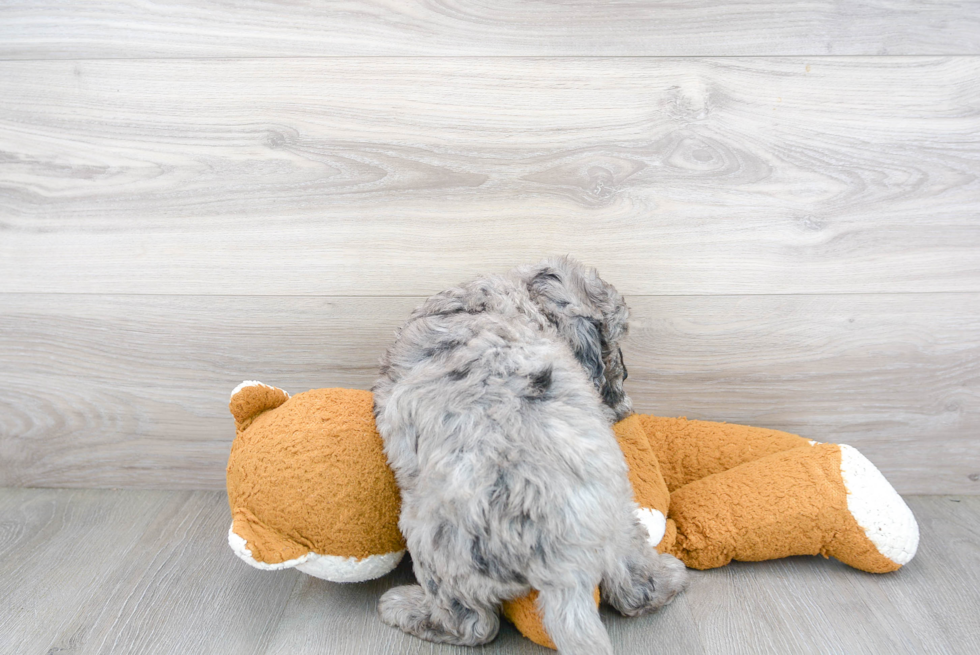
601,522,688,617
536,582,613,655
377,584,500,646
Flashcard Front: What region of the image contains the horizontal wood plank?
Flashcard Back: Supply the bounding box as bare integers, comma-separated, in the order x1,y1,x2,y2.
265,549,704,655
1,1,979,58
893,496,980,651
1,57,979,296
1,292,977,493
0,488,177,653
265,556,559,655
48,491,299,655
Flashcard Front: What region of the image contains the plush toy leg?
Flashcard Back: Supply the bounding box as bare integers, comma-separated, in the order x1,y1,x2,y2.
634,414,812,492
613,415,671,545
666,443,918,573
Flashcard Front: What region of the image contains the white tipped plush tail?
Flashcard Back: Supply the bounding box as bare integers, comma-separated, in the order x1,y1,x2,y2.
839,444,919,566
536,584,612,655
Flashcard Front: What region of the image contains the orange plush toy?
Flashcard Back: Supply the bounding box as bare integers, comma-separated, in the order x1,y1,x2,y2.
226,382,918,650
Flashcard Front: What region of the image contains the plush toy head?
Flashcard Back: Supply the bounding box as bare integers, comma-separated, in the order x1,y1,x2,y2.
226,382,405,582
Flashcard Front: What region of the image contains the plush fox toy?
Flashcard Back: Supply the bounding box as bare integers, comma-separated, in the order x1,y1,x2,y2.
226,382,918,650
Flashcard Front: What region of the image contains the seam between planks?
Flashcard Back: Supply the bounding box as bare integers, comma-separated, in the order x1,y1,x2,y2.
3,54,980,62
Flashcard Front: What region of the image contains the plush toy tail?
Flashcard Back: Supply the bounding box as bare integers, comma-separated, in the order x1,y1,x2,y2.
667,442,918,573
229,380,290,431
829,444,919,570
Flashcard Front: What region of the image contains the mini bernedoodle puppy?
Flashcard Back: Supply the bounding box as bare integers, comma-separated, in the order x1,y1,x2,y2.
372,257,688,654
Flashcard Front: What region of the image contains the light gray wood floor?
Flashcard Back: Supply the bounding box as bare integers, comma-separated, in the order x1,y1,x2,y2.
1,488,976,655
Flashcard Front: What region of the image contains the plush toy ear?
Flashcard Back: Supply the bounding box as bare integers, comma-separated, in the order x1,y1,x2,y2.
229,380,289,431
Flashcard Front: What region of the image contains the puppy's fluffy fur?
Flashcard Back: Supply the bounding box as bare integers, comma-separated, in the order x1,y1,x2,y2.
372,257,687,654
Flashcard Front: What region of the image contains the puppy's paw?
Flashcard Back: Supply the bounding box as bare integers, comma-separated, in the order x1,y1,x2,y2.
378,583,500,646
378,584,428,632
605,552,689,617
649,553,689,608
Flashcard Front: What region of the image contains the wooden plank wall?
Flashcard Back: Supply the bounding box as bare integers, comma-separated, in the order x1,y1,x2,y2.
1,2,978,493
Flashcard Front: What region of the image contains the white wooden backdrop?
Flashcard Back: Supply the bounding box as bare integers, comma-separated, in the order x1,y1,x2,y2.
1,2,978,493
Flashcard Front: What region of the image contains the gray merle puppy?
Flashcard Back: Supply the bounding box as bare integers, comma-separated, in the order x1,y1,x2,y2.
372,256,687,655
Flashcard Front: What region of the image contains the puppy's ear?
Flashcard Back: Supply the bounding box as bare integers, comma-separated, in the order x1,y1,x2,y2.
528,265,606,389
571,316,605,389
527,268,565,305
527,266,585,317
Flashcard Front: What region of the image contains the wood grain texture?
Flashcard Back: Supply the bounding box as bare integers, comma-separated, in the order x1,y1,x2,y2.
0,490,976,654
895,496,980,653
265,557,554,655
2,293,977,493
626,294,980,494
47,491,299,655
0,488,177,653
266,552,705,654
2,57,979,295
2,1,979,58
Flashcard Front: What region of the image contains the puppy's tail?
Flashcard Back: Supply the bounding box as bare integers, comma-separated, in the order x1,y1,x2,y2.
536,583,613,655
